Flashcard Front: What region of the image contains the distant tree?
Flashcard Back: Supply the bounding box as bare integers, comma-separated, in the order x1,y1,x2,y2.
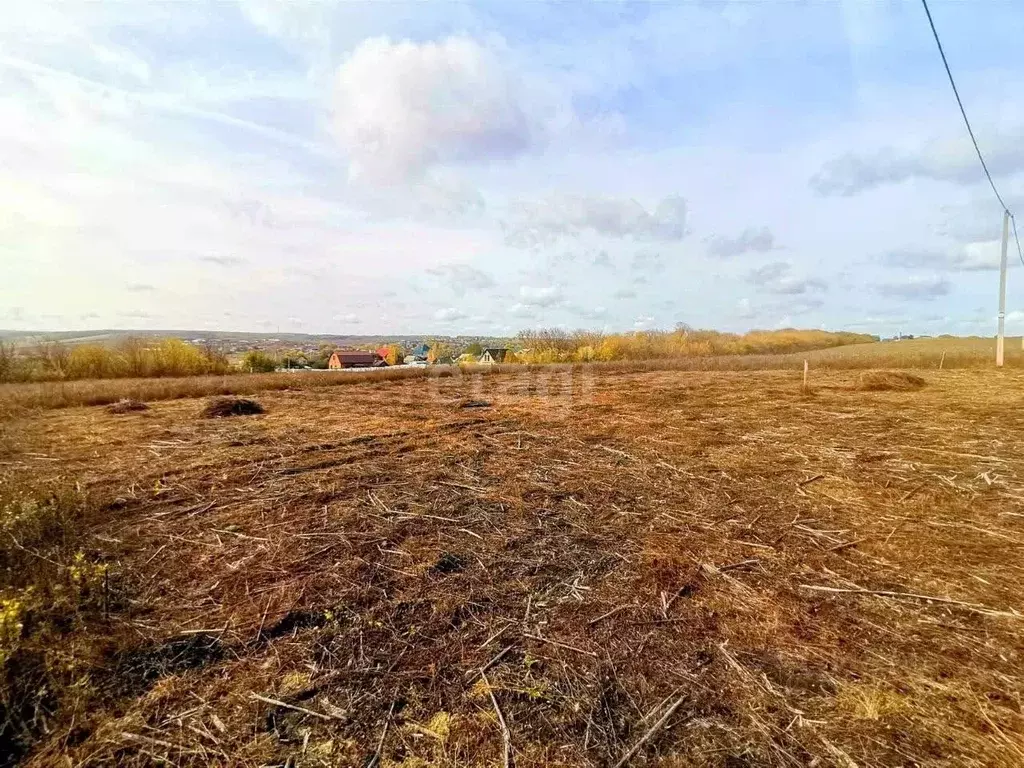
428,342,454,364
315,342,335,366
35,341,71,379
68,344,120,379
464,341,483,356
280,349,307,368
200,342,230,373
383,344,405,366
0,341,18,382
242,350,277,373
118,337,149,377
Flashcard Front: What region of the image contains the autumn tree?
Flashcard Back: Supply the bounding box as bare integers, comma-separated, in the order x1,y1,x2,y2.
428,342,454,364
242,350,277,373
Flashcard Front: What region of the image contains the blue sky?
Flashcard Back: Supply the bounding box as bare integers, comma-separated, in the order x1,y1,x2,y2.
3,0,1024,337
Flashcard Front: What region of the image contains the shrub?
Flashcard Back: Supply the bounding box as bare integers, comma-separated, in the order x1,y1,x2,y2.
0,486,124,763
242,350,277,373
514,326,878,363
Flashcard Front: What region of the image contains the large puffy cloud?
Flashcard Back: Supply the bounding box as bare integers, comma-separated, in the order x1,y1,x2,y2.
333,36,558,182
810,129,1024,197
707,226,775,258
502,194,687,248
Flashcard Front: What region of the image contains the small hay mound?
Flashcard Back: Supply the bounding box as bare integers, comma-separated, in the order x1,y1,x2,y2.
106,399,149,414
201,397,265,418
856,371,926,392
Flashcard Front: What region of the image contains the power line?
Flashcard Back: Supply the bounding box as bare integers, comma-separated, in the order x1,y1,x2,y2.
921,0,1024,271
1014,214,1024,268
920,0,1009,214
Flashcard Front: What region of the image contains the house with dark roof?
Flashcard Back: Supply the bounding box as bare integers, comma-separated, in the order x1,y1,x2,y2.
479,348,511,364
328,349,383,369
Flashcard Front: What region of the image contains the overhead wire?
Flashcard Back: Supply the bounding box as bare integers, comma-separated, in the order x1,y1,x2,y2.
920,0,1010,214
1013,215,1024,268
921,0,1024,270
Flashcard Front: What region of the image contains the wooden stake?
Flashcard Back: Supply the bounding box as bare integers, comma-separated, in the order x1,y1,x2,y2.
612,695,688,768
802,360,809,392
481,671,513,768
249,694,339,721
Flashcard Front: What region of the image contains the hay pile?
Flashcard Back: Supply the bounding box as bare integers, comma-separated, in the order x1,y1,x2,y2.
856,370,926,391
106,399,148,414
201,397,265,418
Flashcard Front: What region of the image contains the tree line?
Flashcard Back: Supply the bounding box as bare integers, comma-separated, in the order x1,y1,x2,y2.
0,338,230,382
0,328,878,383
513,326,878,363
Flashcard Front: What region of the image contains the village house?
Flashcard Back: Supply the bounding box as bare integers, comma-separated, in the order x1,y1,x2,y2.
328,349,383,369
479,348,511,364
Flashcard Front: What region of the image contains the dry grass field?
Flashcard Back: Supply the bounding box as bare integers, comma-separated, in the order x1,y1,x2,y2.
2,367,1024,766
1,335,1021,416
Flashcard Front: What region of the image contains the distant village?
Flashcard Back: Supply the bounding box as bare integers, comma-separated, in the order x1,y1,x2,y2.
325,343,512,369
220,338,517,372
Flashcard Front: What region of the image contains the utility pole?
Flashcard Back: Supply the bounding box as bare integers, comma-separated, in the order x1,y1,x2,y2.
996,209,1009,367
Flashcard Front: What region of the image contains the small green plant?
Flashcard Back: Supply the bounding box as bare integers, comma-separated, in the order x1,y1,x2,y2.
67,552,109,604
0,595,26,665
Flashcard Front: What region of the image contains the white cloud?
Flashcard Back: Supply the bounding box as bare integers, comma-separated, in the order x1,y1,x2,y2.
631,250,665,274
747,261,790,285
883,240,1009,272
707,226,775,258
434,306,467,322
333,36,552,182
810,128,1024,197
509,303,535,318
876,276,951,300
503,194,688,248
518,285,565,308
568,304,608,321
427,264,495,292
746,262,826,295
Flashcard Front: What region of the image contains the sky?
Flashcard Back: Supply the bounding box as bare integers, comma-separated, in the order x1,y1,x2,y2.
3,0,1024,338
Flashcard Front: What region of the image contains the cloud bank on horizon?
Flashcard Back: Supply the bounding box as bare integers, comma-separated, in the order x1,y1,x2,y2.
2,0,1024,337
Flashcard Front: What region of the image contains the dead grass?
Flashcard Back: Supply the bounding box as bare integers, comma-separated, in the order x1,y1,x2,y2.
2,368,1024,766
2,336,1021,417
201,397,265,418
105,398,149,414
855,370,927,391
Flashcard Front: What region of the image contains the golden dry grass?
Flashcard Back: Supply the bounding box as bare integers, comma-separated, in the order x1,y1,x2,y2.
2,335,1021,417
2,367,1024,766
855,370,927,391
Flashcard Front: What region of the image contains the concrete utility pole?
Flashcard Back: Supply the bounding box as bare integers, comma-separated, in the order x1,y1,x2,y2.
997,210,1010,367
